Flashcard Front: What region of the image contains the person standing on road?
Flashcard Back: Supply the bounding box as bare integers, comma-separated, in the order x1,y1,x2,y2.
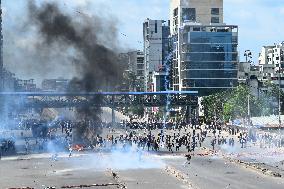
25,138,29,154
211,138,216,151
185,154,192,165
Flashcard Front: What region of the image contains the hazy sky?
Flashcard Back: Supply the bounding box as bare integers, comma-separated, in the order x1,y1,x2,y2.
2,0,284,81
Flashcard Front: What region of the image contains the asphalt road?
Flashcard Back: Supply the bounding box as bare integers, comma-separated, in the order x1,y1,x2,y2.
117,168,188,189
1,152,283,189
0,153,189,189
1,128,284,189
165,155,284,189
0,154,119,189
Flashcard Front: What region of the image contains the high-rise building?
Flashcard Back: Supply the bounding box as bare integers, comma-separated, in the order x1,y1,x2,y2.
119,50,145,92
126,50,145,79
259,43,284,80
236,42,284,98
170,0,238,95
170,0,224,34
257,42,284,92
143,19,170,91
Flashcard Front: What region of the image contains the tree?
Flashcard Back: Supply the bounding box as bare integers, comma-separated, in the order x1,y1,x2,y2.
202,90,229,123
224,85,250,119
261,82,284,114
202,85,264,122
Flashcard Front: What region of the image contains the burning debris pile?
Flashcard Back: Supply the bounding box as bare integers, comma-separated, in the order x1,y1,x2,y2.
27,0,124,145
71,120,103,146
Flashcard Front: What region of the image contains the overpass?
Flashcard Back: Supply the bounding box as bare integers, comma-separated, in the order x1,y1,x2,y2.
0,91,199,124
0,91,198,108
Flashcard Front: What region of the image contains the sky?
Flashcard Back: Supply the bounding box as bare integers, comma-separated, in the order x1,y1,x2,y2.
2,0,284,81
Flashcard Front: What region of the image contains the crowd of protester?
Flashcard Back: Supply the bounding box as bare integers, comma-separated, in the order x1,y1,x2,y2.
0,139,16,159
1,118,283,160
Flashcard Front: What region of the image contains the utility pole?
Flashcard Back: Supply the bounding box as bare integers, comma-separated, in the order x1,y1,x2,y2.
278,63,282,147
244,50,252,127
247,95,250,127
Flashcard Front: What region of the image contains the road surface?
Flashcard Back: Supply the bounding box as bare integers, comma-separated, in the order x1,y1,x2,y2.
165,155,284,189
1,152,283,189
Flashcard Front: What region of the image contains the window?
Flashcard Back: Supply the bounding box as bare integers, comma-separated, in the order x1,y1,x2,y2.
211,17,219,23
173,8,178,17
154,21,158,33
137,64,144,69
137,70,144,75
211,8,220,15
182,8,196,22
193,27,200,31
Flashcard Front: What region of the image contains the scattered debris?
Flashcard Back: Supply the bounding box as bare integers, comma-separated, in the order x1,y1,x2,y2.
225,157,283,178
165,166,199,189
61,183,120,188
72,144,84,152
107,169,127,189
8,188,34,189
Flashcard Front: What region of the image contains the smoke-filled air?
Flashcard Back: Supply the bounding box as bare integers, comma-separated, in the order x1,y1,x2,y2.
1,1,284,189
28,0,124,92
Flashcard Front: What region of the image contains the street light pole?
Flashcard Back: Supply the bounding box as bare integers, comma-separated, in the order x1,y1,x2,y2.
278,64,282,147
248,95,250,127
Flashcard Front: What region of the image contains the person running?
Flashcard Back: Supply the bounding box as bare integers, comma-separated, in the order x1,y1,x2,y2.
184,154,192,166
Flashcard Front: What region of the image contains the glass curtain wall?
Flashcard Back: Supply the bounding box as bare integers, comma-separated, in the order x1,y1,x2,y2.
181,25,238,95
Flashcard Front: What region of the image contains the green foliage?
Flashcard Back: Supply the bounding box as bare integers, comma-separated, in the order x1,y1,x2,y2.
224,85,250,119
202,84,280,122
202,90,229,122
265,82,284,99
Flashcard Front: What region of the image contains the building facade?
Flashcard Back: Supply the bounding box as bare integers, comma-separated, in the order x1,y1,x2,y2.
151,71,167,92
16,79,37,92
126,50,145,79
170,0,224,34
0,0,3,91
170,0,238,95
119,50,145,92
238,43,284,99
2,69,16,92
42,78,69,92
254,42,284,96
238,62,262,97
259,43,284,81
143,19,170,91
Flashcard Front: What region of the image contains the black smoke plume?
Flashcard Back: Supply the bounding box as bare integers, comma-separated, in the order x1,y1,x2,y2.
28,1,124,144
28,0,123,92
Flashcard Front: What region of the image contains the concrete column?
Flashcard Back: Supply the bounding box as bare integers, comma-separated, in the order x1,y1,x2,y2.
111,95,115,127
187,105,192,124
112,107,115,127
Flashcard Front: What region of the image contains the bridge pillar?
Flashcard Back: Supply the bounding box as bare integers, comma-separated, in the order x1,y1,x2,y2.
111,95,115,127
187,105,192,124
112,107,115,127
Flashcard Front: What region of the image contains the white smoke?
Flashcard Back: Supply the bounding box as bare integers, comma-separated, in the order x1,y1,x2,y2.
66,145,165,171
